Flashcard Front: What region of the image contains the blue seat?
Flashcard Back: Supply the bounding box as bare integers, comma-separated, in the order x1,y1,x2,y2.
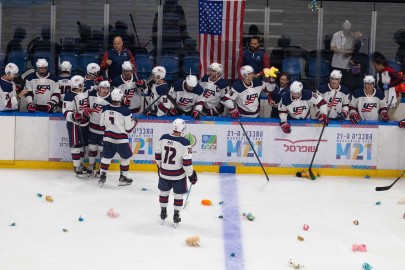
160,55,179,82
78,53,100,75
308,58,330,84
282,57,301,82
183,56,200,77
387,60,401,72
59,53,79,73
135,54,154,80
7,51,28,74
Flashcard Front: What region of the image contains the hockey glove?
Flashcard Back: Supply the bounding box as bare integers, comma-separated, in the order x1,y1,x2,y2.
123,96,131,106
27,103,36,112
380,110,389,121
135,80,147,89
82,107,92,119
192,110,202,120
168,108,178,116
95,76,104,85
281,122,291,134
188,170,198,185
383,84,389,90
229,107,240,118
318,113,329,126
72,112,82,122
46,101,56,113
399,119,405,128
337,111,348,121
349,113,360,124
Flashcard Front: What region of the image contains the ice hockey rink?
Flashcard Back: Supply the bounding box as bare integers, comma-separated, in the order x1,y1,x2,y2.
0,169,404,270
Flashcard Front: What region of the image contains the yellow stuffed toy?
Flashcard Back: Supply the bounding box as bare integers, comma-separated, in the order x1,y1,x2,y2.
263,66,279,78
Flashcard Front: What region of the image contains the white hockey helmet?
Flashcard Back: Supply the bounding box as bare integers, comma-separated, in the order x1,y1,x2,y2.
98,80,110,88
122,61,133,71
363,75,375,84
290,81,303,94
5,63,19,75
36,58,48,68
111,88,123,101
59,61,72,72
330,70,342,80
209,62,223,74
172,118,186,133
240,65,254,79
185,75,198,88
86,63,100,76
70,75,84,89
152,66,166,80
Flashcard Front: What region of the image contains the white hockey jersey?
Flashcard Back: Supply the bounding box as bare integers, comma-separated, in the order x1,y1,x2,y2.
62,90,90,127
162,79,205,114
200,74,229,111
24,72,60,109
100,104,136,144
279,90,328,122
111,74,142,113
317,83,350,119
0,77,19,111
88,91,112,135
349,88,387,121
155,133,194,181
56,74,73,110
376,70,397,107
222,78,268,118
143,82,170,116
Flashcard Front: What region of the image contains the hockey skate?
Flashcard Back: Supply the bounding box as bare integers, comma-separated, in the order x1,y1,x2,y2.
87,164,95,177
98,172,107,188
118,173,133,186
160,207,167,224
173,210,181,228
74,166,84,178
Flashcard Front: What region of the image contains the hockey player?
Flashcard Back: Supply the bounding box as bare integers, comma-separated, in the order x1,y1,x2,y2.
0,63,28,111
200,62,228,116
84,63,102,92
159,75,204,119
316,70,350,120
111,61,142,113
155,118,198,226
278,81,329,134
222,65,269,118
56,61,73,111
87,80,112,177
24,58,60,113
349,75,389,124
141,66,170,116
62,75,91,177
98,88,137,187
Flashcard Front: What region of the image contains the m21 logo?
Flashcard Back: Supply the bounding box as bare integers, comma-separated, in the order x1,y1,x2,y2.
336,143,372,160
132,138,153,155
227,140,262,157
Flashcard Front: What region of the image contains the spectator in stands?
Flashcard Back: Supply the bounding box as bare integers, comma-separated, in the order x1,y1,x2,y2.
27,26,61,67
75,23,93,53
100,36,137,80
6,26,26,63
151,0,190,56
372,51,402,117
0,63,28,112
267,72,290,118
346,55,365,95
349,75,389,124
270,35,308,72
330,20,356,87
242,24,264,49
238,36,270,78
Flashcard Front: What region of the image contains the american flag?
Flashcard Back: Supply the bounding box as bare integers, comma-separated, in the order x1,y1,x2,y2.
199,0,245,80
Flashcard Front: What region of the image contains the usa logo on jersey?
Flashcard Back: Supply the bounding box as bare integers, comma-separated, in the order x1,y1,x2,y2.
203,89,216,98
178,97,193,106
361,103,377,112
245,93,258,105
35,85,50,94
293,105,307,116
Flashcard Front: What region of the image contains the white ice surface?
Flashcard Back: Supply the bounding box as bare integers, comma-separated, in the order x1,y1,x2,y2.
0,169,404,270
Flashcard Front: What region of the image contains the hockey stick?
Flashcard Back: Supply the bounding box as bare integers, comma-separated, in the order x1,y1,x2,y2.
238,118,269,181
375,170,405,191
308,90,338,180
183,184,193,209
